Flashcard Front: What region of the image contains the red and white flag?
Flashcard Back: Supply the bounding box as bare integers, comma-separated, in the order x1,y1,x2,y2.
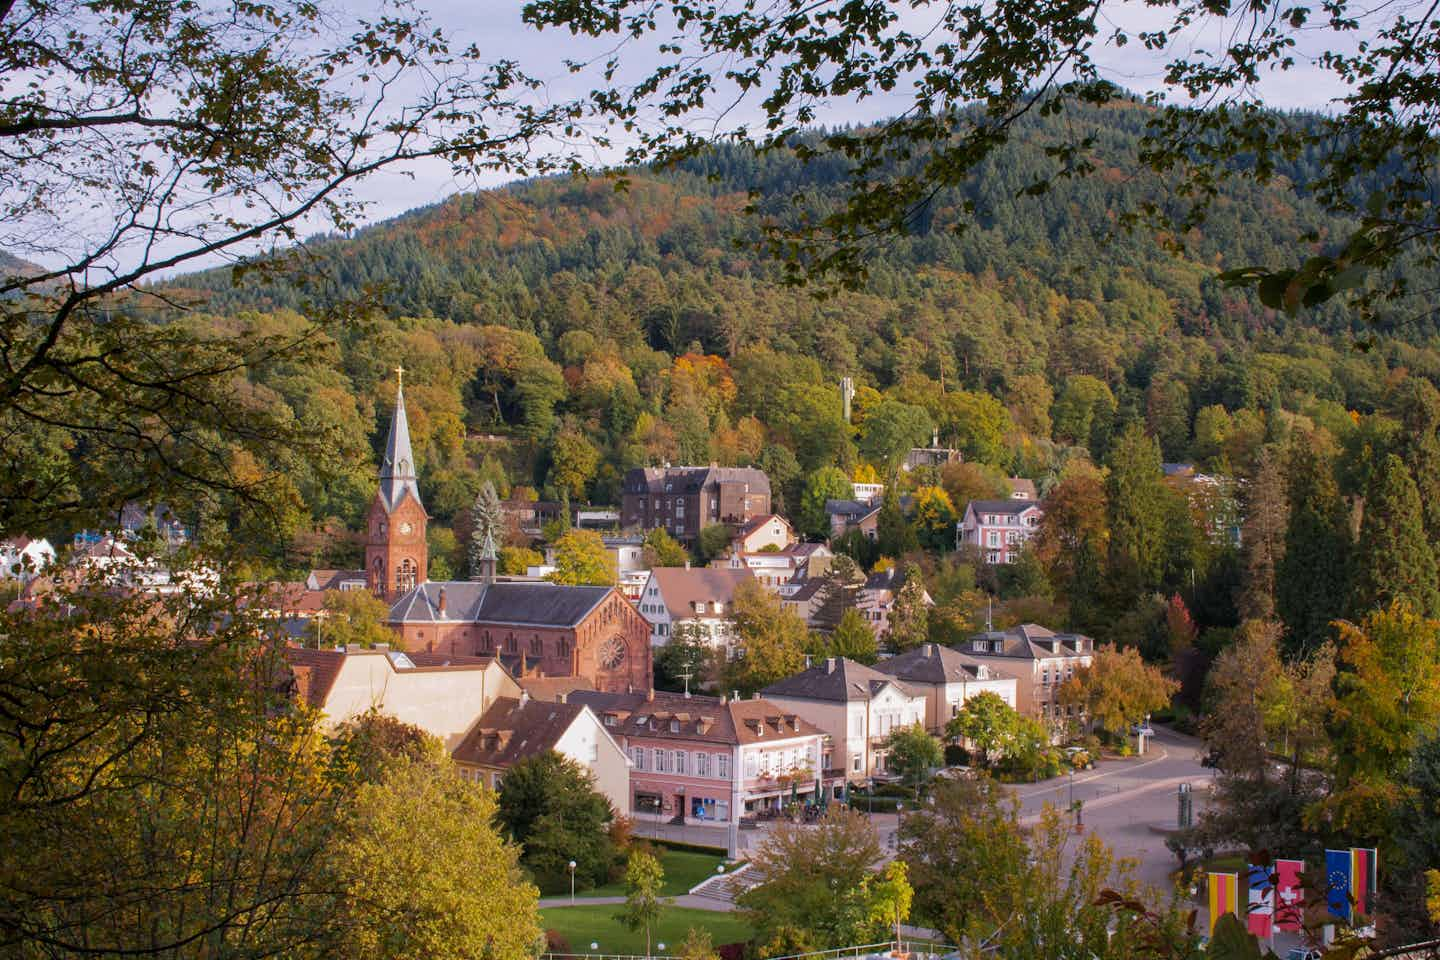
1275,859,1305,933
1248,864,1274,938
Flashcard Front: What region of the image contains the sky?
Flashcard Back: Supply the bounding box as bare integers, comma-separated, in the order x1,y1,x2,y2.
344,0,1359,235
9,0,1372,279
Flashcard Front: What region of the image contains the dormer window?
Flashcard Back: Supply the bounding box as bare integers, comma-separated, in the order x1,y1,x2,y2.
669,719,679,733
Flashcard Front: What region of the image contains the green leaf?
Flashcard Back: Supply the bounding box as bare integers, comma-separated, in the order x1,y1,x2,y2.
1206,913,1264,960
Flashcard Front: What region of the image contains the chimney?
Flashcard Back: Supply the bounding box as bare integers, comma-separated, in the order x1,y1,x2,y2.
804,654,812,669
346,643,365,654
732,689,739,702
825,657,837,673
931,428,939,447
684,560,690,570
924,643,935,656
375,643,390,653
519,689,530,706
647,688,655,702
438,586,447,618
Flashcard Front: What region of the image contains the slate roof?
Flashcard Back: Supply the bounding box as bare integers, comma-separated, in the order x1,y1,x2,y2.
451,697,587,767
761,657,925,703
647,568,753,620
625,465,771,496
568,690,823,745
959,623,1094,660
964,498,1041,517
387,580,613,627
377,384,424,512
826,498,878,519
874,643,996,683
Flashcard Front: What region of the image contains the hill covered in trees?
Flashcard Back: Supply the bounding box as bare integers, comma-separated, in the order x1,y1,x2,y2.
138,99,1436,582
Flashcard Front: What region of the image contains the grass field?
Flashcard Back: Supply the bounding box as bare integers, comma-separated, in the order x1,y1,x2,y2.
541,904,753,954
581,849,731,898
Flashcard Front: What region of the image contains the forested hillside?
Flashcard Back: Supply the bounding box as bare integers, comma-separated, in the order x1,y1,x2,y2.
144,100,1438,612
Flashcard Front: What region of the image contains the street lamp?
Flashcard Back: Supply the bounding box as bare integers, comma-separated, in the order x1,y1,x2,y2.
568,860,577,904
657,944,666,955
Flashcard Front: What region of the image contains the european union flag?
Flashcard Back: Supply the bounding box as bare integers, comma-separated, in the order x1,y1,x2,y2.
1325,848,1352,921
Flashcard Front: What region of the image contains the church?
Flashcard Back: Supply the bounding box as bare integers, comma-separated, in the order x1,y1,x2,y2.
366,374,652,694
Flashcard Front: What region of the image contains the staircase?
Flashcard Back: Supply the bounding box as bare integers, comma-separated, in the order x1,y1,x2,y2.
688,863,758,905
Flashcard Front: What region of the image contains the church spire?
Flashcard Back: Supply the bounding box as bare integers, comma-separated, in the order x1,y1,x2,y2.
378,367,423,511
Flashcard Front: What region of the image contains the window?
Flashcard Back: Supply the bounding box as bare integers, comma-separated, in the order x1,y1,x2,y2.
605,714,617,727
987,550,1001,563
655,750,670,773
986,531,1000,547
744,753,758,778
696,752,710,777
632,747,646,771
669,719,679,732
675,751,687,775
1006,531,1019,544
590,741,599,762
717,753,730,779
851,713,864,736
852,754,862,772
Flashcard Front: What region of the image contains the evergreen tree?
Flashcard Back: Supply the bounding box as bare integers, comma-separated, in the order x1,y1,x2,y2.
1104,424,1170,605
1351,454,1440,617
812,554,862,631
830,608,879,664
888,564,929,652
468,481,504,579
877,494,919,559
1275,439,1351,655
1392,378,1440,542
1237,447,1288,621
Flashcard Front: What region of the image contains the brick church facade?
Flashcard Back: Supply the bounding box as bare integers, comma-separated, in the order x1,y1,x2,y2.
366,375,651,694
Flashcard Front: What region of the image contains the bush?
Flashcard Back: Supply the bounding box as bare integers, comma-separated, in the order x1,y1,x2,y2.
943,744,971,766
546,930,572,953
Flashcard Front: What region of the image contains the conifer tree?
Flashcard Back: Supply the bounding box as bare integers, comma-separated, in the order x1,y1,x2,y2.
1104,424,1169,604
1351,455,1440,617
1238,447,1289,621
1275,439,1351,655
812,555,863,631
1392,378,1440,542
888,564,929,652
468,481,504,579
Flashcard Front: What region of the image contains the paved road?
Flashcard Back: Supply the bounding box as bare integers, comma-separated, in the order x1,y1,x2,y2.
1006,725,1214,893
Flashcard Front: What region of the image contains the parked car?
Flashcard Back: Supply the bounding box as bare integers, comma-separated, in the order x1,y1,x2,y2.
1130,723,1156,737
1283,948,1322,960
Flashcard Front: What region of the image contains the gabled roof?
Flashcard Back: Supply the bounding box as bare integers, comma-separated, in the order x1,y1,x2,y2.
964,498,1041,517
761,657,925,703
281,647,345,709
307,568,367,591
874,643,995,683
646,567,753,620
451,697,587,767
568,690,823,745
1007,478,1038,499
960,623,1093,660
735,513,790,538
388,580,613,627
377,383,424,512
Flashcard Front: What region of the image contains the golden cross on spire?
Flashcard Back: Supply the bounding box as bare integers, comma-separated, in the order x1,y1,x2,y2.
395,363,405,390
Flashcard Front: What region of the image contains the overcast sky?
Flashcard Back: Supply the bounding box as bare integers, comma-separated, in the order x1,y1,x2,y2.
346,0,1358,233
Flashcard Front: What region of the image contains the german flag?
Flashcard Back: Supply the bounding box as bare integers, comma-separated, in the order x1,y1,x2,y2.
1208,871,1239,935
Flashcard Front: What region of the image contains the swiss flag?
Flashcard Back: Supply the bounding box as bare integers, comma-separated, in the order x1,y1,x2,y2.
1275,859,1304,932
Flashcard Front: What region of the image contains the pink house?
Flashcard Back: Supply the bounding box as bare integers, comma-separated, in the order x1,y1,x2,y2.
957,498,1043,563
569,689,826,852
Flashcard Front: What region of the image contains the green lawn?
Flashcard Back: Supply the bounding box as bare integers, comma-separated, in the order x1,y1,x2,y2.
541,904,753,954
582,849,731,898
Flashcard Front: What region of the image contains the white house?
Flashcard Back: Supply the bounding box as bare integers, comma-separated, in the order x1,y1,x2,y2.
0,536,55,581
727,541,832,592
637,567,755,648
873,643,1017,734
761,657,929,785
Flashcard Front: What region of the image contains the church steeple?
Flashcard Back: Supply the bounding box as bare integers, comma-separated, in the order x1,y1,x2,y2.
378,366,423,512
366,368,428,599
